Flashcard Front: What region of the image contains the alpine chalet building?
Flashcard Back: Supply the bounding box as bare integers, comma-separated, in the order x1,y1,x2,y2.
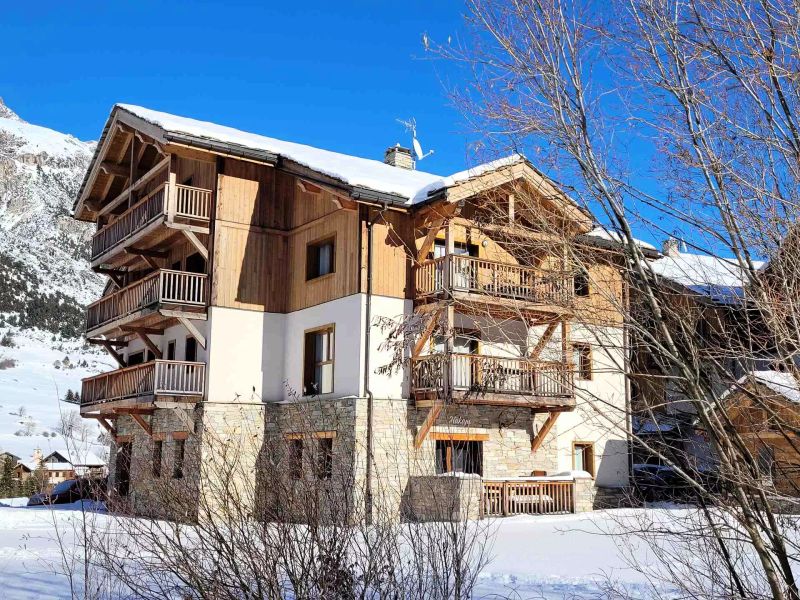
73,105,632,519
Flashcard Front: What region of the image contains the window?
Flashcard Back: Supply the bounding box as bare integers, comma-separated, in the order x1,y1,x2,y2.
116,442,132,497
185,252,206,274
306,237,335,280
289,439,303,480
316,438,333,480
574,270,590,297
758,444,775,480
127,351,144,366
152,441,163,478
435,440,483,476
573,442,595,476
173,440,185,479
303,326,334,395
185,337,197,363
166,340,176,361
573,343,593,380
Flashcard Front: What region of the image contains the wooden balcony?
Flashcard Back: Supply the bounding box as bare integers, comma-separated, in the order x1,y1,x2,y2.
80,360,206,415
414,255,573,313
91,182,211,264
86,269,207,337
411,353,575,409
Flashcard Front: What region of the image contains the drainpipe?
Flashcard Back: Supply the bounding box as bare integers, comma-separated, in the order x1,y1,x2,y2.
363,205,380,524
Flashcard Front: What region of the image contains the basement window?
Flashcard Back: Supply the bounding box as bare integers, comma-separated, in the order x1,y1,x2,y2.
303,326,334,395
306,237,335,280
172,439,185,479
152,440,163,478
289,439,303,480
316,438,333,480
435,440,483,476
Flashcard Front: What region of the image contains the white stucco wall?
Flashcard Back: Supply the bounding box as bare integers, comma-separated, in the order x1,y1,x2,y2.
555,324,629,487
205,307,285,403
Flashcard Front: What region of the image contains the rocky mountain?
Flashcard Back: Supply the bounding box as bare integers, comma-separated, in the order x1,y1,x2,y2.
0,98,103,339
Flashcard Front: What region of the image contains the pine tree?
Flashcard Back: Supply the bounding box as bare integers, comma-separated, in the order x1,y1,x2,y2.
0,457,14,498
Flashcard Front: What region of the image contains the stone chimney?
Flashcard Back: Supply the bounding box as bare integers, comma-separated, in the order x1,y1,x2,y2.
384,144,414,170
662,238,681,257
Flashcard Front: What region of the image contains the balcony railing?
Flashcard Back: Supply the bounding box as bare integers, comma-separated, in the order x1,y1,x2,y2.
482,479,575,516
414,255,573,305
91,182,212,260
411,353,574,399
81,360,206,408
86,269,207,333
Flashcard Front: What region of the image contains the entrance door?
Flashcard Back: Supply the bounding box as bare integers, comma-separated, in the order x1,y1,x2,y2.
435,333,478,390
433,240,478,291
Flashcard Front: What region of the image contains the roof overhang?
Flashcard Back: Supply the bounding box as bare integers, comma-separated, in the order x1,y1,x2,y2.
417,158,594,233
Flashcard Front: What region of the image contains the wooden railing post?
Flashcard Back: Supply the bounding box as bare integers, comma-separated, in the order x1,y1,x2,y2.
167,166,177,223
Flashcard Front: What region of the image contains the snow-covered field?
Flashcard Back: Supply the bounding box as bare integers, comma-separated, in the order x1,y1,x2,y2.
0,503,688,599
0,329,111,464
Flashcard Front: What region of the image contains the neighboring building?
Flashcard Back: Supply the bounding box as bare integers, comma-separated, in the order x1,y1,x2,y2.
12,449,106,489
724,370,800,497
630,240,772,473
72,104,635,520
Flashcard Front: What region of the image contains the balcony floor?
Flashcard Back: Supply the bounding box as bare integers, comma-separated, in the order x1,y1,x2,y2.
80,395,201,417
413,389,576,410
415,290,574,319
91,217,208,269
86,302,206,339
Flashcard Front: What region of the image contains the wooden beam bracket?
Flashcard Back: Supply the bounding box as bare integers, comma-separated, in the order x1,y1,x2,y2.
130,413,153,437
531,412,560,453
179,229,209,261
414,401,443,449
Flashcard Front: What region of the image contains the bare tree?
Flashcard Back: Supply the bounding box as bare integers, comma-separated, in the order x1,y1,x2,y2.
427,0,800,597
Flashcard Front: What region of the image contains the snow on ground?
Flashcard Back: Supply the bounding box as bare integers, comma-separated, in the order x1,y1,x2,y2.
0,329,112,464
0,504,691,599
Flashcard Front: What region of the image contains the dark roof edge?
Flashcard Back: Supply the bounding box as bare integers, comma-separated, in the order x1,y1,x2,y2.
165,132,279,164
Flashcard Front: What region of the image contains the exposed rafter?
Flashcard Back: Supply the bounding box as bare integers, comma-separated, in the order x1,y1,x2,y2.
414,401,443,449
531,412,560,453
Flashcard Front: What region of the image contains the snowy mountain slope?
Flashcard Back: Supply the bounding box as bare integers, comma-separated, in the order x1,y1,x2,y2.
0,329,111,465
0,98,103,336
0,98,108,465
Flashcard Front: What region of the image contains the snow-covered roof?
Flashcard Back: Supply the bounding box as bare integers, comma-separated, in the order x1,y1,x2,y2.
650,251,764,303
116,104,528,205
583,227,657,251
750,370,800,404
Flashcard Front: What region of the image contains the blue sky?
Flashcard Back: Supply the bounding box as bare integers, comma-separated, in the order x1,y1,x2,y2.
2,1,473,176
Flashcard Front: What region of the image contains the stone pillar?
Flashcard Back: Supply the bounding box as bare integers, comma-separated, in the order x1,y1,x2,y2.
573,474,595,513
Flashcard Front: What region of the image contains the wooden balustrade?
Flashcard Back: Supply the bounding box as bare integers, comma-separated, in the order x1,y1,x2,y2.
174,184,211,220
91,182,211,260
411,353,574,398
81,360,205,407
414,255,573,305
482,479,575,516
86,270,207,333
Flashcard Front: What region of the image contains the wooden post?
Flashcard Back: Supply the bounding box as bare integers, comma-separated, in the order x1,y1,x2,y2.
444,220,454,400
167,156,177,223
502,481,509,516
